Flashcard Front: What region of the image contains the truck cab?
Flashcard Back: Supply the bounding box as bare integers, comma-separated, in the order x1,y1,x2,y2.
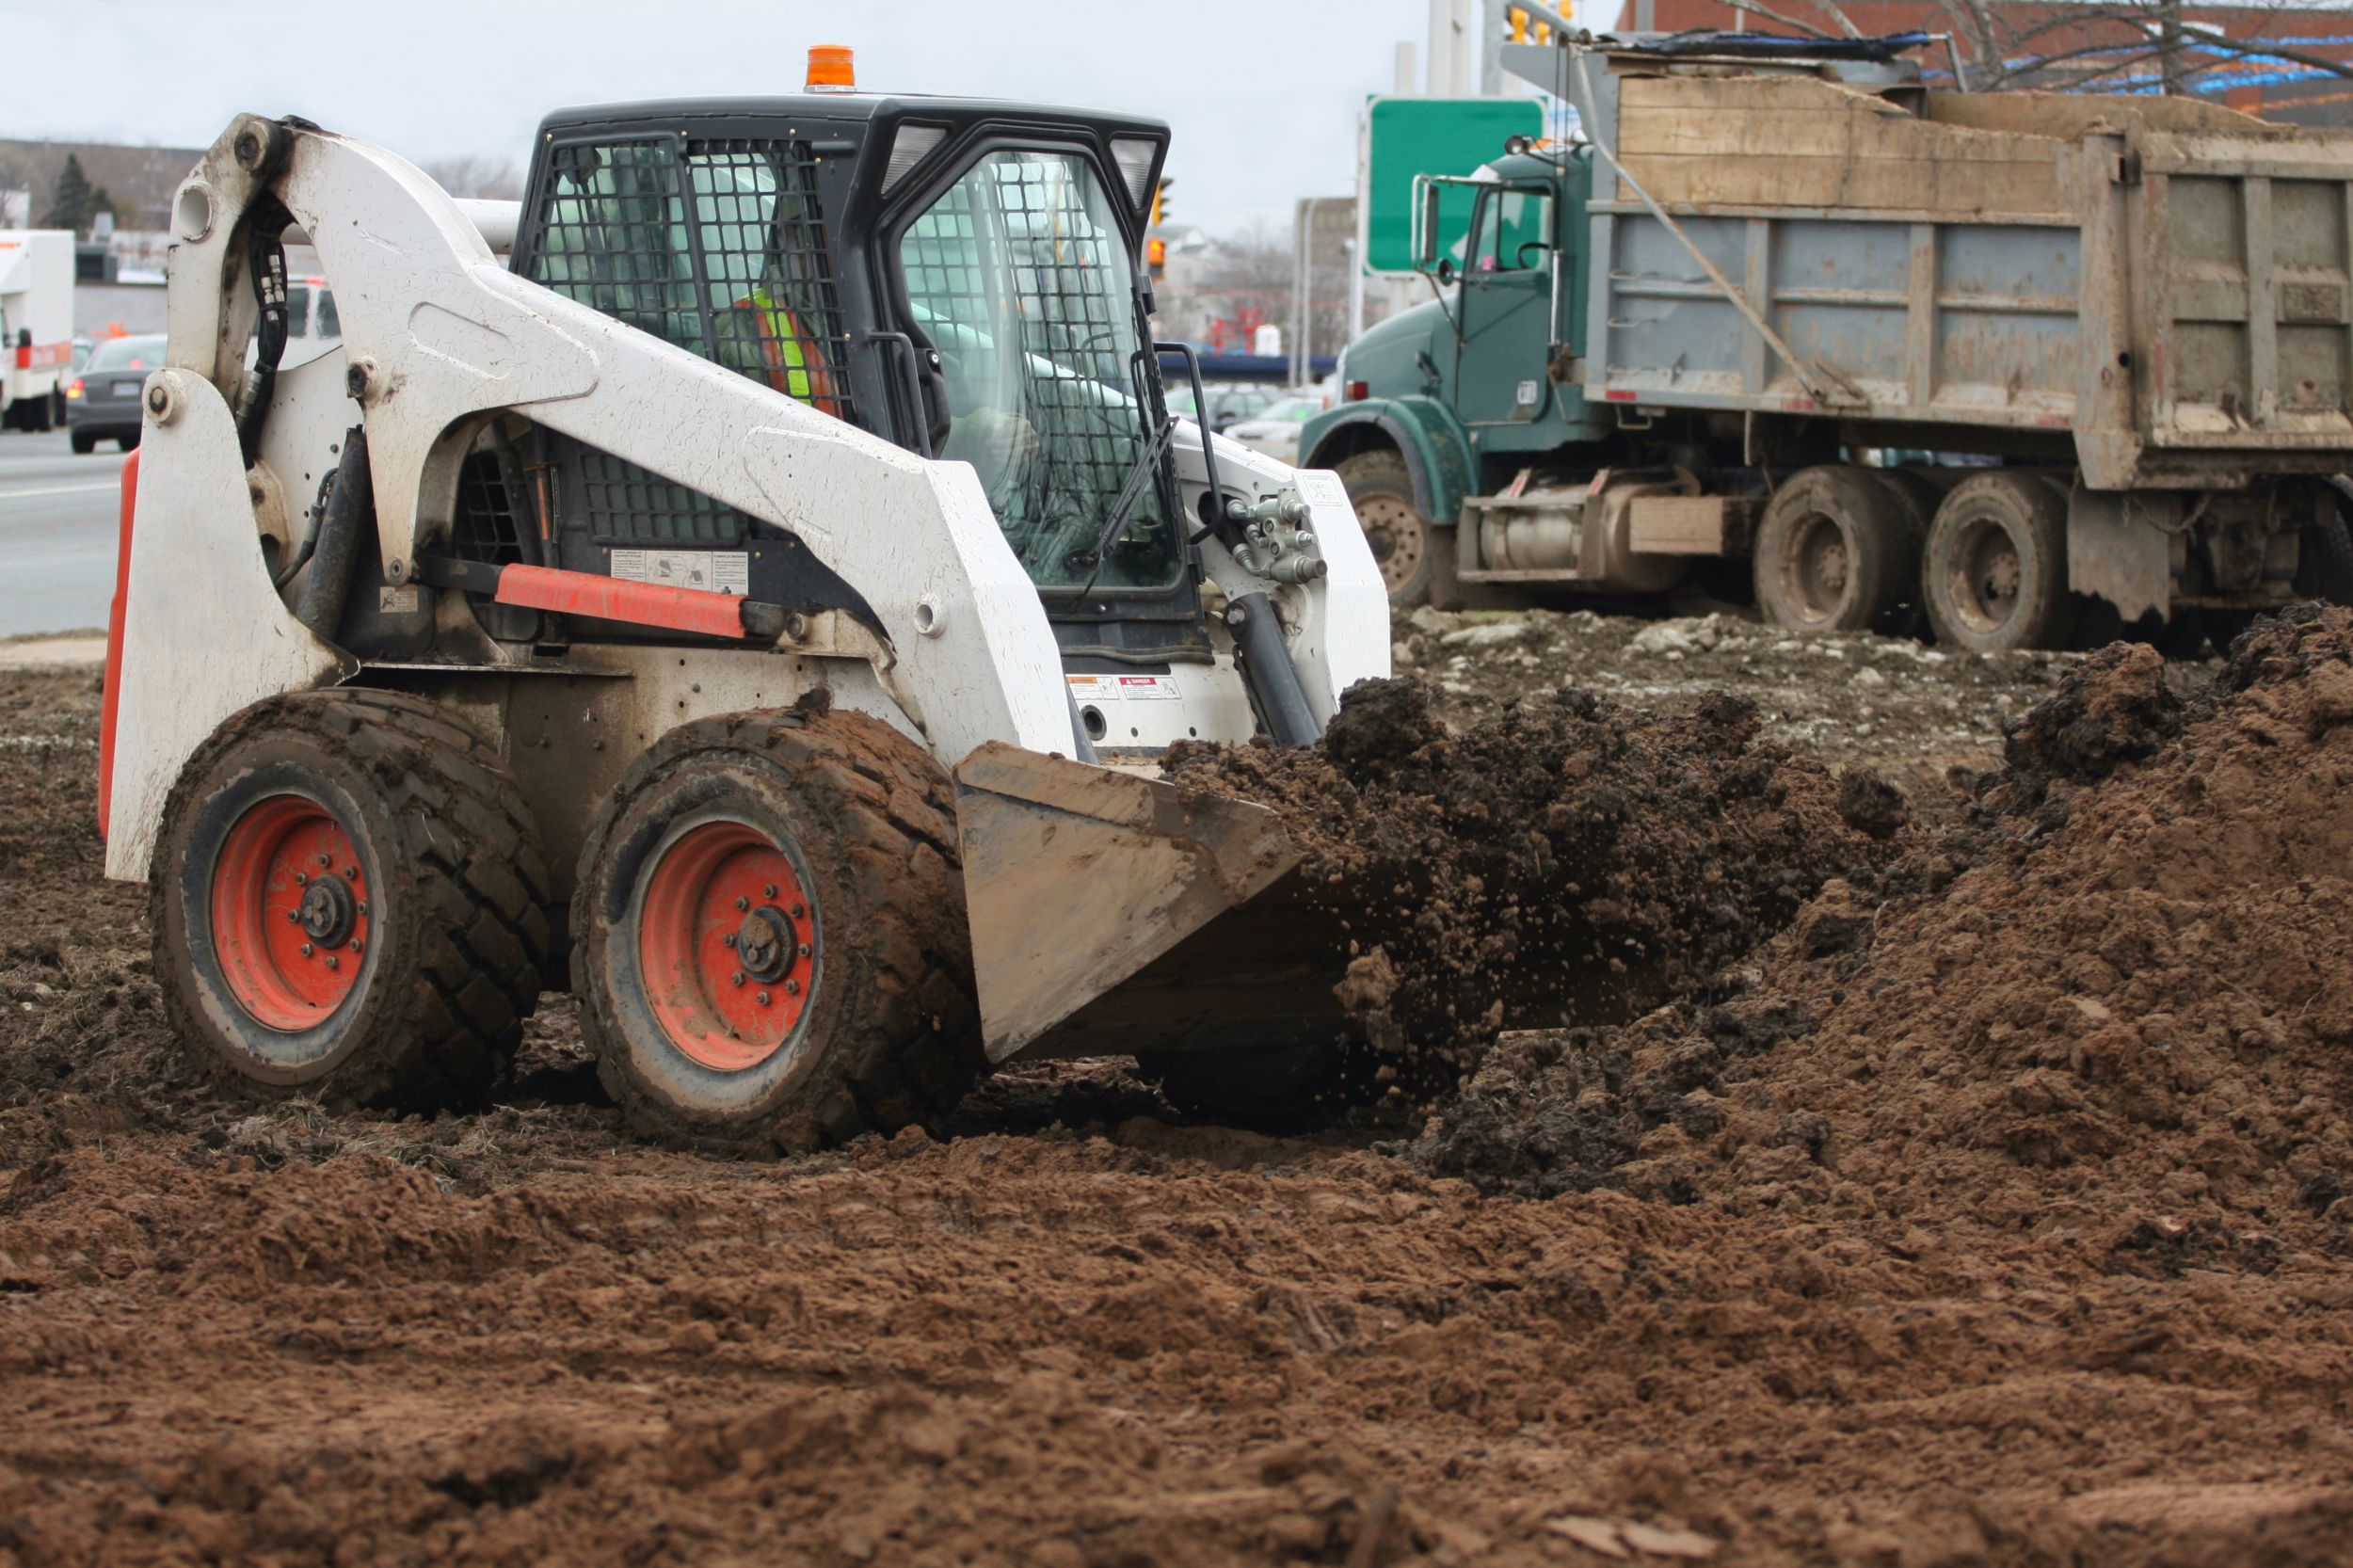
1304,143,1681,607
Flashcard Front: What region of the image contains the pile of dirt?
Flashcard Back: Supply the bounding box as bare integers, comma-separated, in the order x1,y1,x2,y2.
1164,678,1903,1083
1429,606,2353,1259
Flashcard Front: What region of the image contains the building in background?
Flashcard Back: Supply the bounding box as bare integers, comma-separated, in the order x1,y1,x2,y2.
1611,1,2353,124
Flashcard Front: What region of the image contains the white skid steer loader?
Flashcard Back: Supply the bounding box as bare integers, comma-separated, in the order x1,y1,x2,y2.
99,75,1392,1147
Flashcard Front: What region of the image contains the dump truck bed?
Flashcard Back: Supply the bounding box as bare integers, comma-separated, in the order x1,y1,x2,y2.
1579,63,2353,488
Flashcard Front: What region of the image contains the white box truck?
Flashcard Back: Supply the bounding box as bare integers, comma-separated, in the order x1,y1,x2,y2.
0,230,75,432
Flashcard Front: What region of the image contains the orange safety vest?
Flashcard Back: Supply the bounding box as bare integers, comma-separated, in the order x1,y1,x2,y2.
728,291,836,407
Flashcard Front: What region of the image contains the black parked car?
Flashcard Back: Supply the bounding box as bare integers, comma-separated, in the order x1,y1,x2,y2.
66,334,168,454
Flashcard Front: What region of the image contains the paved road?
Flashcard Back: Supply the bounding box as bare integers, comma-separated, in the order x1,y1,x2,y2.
0,431,130,638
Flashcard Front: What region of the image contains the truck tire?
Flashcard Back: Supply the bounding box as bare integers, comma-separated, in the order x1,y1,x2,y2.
1753,465,1921,634
572,705,984,1154
1923,472,2073,652
2308,482,2353,601
2204,492,2353,651
1334,449,1434,606
152,689,555,1110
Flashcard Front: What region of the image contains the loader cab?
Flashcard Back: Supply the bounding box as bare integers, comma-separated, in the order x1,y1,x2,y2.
508,95,1193,659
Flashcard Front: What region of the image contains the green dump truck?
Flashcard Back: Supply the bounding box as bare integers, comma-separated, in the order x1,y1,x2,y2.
1301,30,2353,649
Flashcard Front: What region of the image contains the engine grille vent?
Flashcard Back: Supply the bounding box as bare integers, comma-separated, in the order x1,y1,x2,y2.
453,451,531,567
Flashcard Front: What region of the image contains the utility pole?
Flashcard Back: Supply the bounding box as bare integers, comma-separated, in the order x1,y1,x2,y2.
1292,197,1341,387
1427,0,1474,95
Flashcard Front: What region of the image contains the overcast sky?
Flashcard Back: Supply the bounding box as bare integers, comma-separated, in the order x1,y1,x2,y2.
3,0,1602,236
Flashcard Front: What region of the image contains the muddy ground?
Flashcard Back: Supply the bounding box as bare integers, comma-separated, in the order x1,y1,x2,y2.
4,612,2350,1567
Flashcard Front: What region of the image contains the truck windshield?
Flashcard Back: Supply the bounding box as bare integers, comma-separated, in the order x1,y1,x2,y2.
899,149,1178,595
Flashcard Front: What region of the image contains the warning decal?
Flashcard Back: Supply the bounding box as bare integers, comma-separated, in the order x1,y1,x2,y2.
609,549,749,595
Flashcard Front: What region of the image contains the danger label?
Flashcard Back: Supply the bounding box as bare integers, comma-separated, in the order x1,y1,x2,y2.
1066,673,1182,703
609,549,749,595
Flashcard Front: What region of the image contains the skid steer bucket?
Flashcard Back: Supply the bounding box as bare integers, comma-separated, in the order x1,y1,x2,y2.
954,744,1362,1064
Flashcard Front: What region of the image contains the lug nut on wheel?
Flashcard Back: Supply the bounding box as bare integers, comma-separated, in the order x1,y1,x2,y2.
757,990,771,1006
731,971,745,986
298,942,313,957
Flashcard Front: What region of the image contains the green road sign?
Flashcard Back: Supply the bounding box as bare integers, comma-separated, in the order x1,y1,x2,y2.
1360,97,1545,275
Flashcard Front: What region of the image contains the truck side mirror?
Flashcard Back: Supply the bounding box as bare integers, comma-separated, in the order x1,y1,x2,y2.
1414,180,1443,273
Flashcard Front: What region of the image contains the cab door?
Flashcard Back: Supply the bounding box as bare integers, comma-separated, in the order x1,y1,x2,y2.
1452,184,1556,426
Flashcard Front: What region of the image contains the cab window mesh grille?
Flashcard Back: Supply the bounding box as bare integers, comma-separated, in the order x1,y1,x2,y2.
526,140,704,356
690,139,855,423
523,136,855,424
898,149,1176,593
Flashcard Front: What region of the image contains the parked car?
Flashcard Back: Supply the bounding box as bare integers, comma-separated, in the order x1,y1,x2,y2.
65,333,168,453
1164,381,1280,434
1222,394,1321,464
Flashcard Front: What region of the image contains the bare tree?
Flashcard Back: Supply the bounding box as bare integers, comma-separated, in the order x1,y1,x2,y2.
1919,0,2353,97
1160,215,1361,362
1720,0,2352,97
417,153,525,200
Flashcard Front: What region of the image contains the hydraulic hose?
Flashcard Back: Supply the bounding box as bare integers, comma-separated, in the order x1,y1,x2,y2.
296,426,373,642
235,195,294,469
1225,591,1321,747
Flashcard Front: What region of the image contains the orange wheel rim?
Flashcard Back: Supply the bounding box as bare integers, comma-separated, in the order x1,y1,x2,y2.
210,794,371,1032
637,820,818,1072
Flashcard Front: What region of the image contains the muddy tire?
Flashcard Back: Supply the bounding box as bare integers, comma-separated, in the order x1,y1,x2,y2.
1335,449,1435,606
1923,472,2073,652
1753,465,1922,635
152,689,555,1110
2204,499,2353,651
2307,486,2353,602
572,705,983,1154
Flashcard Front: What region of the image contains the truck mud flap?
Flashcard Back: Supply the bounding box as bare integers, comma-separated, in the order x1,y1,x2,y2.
953,743,1358,1065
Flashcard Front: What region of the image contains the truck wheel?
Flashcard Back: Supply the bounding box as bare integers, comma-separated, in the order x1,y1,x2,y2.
1753,465,1920,634
1334,449,1434,606
152,690,555,1109
1923,472,2073,652
49,389,65,430
573,705,984,1153
2308,483,2353,601
2205,495,2353,651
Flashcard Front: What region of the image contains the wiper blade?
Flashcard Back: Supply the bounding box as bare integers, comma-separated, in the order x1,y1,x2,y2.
1064,414,1178,584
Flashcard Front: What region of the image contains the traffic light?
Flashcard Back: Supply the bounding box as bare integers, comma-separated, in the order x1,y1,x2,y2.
1146,236,1167,280
1150,177,1172,230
